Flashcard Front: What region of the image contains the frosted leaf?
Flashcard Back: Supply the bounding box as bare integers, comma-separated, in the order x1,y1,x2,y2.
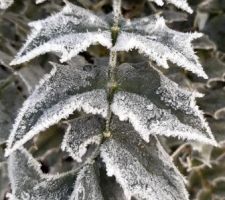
10,1,112,65
0,0,13,9
112,91,216,145
61,115,105,162
70,165,104,200
101,119,189,200
8,148,77,200
113,63,216,145
148,0,193,13
6,60,108,156
113,15,207,78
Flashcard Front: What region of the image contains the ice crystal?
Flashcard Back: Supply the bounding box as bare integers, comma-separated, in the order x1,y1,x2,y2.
8,148,77,200
148,0,193,13
70,165,104,200
61,115,104,162
10,1,112,65
113,15,207,78
6,60,108,156
101,118,189,200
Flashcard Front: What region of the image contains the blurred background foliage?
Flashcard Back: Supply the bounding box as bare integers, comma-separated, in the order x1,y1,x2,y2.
0,0,225,199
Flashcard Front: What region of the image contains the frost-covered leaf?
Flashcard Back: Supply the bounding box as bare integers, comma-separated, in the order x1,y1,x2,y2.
70,164,104,200
8,148,77,200
6,59,108,156
113,15,207,78
61,115,104,162
0,0,13,9
101,118,189,200
10,1,112,65
148,0,193,13
111,63,216,145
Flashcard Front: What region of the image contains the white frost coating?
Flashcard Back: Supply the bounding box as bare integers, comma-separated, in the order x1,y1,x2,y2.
8,148,77,200
101,139,189,200
111,91,217,145
156,74,216,143
6,60,108,156
113,16,207,78
61,116,104,162
148,0,193,13
70,165,104,200
10,1,112,65
0,0,13,9
6,90,107,156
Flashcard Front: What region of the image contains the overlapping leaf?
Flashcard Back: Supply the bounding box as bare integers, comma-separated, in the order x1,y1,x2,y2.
10,1,112,65
8,148,77,200
70,165,104,200
5,57,108,156
113,15,207,78
112,63,216,145
61,115,105,162
101,118,189,200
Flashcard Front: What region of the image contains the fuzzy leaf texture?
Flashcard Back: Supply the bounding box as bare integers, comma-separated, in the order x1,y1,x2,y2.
10,2,205,80
100,118,189,200
8,148,77,200
6,61,217,156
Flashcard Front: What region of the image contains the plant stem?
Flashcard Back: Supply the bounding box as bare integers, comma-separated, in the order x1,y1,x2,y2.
104,0,121,135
